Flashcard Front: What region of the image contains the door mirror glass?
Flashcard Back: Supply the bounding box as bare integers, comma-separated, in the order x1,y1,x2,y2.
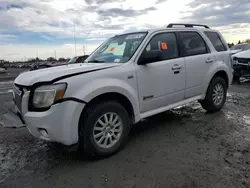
138,50,161,65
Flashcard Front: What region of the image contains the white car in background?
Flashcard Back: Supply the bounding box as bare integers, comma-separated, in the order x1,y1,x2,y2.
232,43,250,81
0,67,6,74
230,43,248,54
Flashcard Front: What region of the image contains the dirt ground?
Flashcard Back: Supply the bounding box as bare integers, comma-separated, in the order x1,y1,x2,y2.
0,73,249,187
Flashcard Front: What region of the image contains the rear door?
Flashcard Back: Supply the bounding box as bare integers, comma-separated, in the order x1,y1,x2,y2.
204,31,231,68
178,31,213,98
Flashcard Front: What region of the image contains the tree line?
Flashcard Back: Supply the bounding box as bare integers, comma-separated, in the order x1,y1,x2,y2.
27,57,71,63
227,38,250,48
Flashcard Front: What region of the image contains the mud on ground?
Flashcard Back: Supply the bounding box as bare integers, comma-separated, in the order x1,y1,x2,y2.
0,81,249,188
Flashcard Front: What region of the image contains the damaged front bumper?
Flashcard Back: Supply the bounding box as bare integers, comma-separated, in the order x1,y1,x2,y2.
233,57,250,77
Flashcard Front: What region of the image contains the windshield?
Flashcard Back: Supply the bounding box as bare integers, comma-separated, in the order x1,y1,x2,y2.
87,32,147,63
231,43,248,50
243,43,250,51
69,57,78,63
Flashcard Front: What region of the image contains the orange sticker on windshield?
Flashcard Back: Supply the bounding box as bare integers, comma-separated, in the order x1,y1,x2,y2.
110,47,115,51
161,42,168,50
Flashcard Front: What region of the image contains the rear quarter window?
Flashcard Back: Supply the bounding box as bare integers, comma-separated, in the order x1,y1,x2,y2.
204,31,227,52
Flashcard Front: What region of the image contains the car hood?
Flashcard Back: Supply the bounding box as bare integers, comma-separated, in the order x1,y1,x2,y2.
232,50,250,59
14,63,121,86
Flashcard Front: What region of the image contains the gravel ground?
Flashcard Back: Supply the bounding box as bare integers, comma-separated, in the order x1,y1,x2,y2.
0,72,249,188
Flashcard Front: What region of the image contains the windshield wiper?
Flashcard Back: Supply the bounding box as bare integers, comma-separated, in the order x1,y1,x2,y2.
87,60,105,63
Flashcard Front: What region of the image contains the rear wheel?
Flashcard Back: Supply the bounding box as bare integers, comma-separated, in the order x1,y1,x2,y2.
79,101,130,157
200,77,227,112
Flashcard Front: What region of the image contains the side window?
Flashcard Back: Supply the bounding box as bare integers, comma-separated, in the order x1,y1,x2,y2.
204,31,227,52
143,32,179,62
77,56,87,63
76,57,83,63
180,32,208,56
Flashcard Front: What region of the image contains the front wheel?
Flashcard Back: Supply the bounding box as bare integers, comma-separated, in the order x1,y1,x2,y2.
79,101,130,158
200,77,227,112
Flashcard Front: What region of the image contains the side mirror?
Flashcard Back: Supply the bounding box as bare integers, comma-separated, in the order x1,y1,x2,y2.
138,50,161,65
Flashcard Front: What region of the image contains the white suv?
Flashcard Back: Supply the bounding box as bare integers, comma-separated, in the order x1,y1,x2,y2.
13,23,233,157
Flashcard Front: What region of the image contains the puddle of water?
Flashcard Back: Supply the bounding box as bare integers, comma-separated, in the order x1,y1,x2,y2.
225,111,235,120
0,81,13,85
226,92,245,104
240,77,250,83
242,116,250,133
243,116,250,125
0,90,13,94
172,102,204,119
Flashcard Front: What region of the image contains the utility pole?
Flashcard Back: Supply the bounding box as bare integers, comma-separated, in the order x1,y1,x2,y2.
83,45,86,55
54,50,57,59
73,22,77,56
73,2,77,57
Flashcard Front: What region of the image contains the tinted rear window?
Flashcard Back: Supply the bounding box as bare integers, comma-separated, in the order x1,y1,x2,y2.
204,31,227,52
180,31,208,56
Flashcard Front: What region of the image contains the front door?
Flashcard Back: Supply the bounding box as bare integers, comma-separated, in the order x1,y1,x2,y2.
135,32,186,113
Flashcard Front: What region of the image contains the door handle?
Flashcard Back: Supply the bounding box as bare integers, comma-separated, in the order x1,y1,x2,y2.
172,64,182,70
205,58,213,63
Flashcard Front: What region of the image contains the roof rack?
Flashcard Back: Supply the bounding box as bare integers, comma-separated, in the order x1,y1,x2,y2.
167,23,210,29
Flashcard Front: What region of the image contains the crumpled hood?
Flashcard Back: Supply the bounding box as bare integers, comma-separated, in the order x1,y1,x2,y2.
232,50,250,59
230,49,242,55
14,63,121,86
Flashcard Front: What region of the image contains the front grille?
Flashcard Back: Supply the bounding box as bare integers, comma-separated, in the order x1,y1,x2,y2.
235,58,250,65
13,84,22,95
13,84,24,113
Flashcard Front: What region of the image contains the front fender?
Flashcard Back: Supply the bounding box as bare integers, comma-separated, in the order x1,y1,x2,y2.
72,78,140,117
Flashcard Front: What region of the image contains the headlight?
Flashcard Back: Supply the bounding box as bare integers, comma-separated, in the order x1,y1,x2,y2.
231,57,237,66
32,83,67,108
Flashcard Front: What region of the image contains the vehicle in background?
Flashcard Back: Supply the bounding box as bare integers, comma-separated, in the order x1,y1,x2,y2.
232,43,250,81
30,61,53,71
68,55,89,64
230,43,248,54
0,67,6,74
30,55,89,71
13,23,232,158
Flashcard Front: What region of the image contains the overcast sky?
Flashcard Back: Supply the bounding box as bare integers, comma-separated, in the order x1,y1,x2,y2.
0,0,250,61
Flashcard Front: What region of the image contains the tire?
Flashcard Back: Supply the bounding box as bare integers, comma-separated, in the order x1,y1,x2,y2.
200,76,227,112
79,101,130,158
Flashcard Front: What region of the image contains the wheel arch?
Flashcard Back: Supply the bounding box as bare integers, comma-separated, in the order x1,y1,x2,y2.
203,69,229,98
78,92,136,133
211,70,229,89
